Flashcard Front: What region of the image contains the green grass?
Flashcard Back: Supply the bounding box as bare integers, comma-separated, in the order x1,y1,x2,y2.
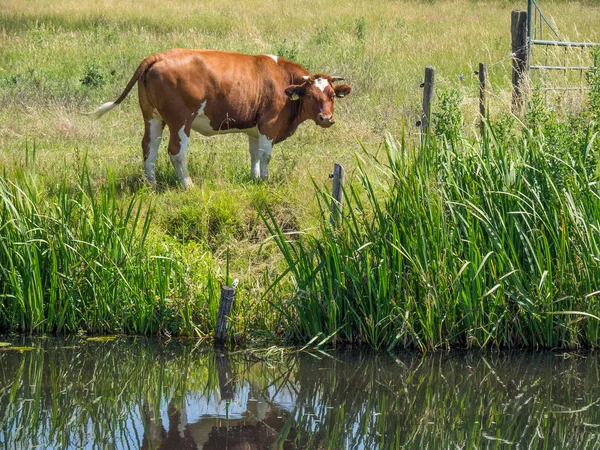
1,0,600,348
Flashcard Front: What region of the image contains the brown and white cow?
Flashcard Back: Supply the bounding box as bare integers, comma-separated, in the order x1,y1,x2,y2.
87,49,352,188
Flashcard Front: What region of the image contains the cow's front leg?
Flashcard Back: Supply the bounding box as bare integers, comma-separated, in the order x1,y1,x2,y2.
248,135,261,179
258,133,273,180
168,124,193,189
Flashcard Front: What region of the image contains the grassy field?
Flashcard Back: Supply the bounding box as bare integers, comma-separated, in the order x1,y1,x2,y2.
1,0,600,348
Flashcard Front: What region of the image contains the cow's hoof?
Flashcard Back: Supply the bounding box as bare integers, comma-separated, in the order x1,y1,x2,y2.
182,177,194,190
146,177,158,190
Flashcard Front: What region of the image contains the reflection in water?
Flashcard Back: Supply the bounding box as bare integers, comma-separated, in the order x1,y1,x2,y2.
1,337,600,449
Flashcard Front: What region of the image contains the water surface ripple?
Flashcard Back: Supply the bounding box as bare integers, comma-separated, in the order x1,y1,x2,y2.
1,336,599,449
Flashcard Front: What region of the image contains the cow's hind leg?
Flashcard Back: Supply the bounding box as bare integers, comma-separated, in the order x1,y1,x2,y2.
142,117,165,187
168,124,193,189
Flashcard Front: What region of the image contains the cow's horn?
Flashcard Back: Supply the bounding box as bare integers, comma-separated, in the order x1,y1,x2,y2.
331,76,345,82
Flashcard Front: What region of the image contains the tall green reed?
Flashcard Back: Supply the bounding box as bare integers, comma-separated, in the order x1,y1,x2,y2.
264,114,600,351
0,153,198,335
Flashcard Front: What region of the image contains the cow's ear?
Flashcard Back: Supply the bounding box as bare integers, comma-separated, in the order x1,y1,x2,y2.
334,84,352,98
285,85,305,101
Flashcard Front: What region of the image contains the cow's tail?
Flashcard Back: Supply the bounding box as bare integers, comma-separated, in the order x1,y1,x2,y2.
84,56,157,120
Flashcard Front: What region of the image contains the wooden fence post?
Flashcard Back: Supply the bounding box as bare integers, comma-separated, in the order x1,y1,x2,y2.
330,163,344,227
478,62,487,133
511,10,529,114
214,286,236,347
421,66,435,139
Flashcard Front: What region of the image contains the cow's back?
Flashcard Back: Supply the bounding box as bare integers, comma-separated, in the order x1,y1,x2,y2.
141,49,295,133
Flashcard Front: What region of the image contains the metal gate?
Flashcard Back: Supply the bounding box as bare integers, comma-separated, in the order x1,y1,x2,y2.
527,0,598,92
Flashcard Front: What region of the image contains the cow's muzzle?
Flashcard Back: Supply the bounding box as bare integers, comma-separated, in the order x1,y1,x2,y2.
317,114,335,128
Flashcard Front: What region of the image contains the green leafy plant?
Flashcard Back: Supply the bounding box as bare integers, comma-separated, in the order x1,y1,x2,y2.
80,61,106,88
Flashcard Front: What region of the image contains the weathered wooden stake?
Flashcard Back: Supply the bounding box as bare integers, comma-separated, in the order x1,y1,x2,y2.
421,66,435,139
330,163,344,227
215,351,234,400
214,286,236,347
511,10,529,114
478,62,487,133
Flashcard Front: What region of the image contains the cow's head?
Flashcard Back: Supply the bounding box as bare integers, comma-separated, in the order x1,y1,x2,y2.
285,74,352,128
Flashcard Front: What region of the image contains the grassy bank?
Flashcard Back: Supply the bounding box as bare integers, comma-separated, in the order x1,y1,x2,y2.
0,156,284,340
4,96,599,350
1,0,600,348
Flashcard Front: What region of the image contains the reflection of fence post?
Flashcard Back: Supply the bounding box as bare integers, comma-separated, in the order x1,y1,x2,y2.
421,66,435,139
511,10,529,114
330,163,345,228
214,286,236,347
215,351,234,400
478,62,487,133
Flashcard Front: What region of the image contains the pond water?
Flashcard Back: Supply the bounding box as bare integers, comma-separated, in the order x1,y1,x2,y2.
1,336,599,449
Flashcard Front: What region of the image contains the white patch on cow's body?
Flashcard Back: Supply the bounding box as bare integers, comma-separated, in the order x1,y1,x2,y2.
191,100,258,138
314,78,329,92
86,101,117,120
192,100,235,136
145,118,163,184
170,125,193,188
191,100,216,135
265,54,278,63
192,116,245,136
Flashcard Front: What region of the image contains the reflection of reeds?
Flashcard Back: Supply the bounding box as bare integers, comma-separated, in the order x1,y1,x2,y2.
265,113,600,351
0,337,199,448
289,350,600,449
2,340,600,448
